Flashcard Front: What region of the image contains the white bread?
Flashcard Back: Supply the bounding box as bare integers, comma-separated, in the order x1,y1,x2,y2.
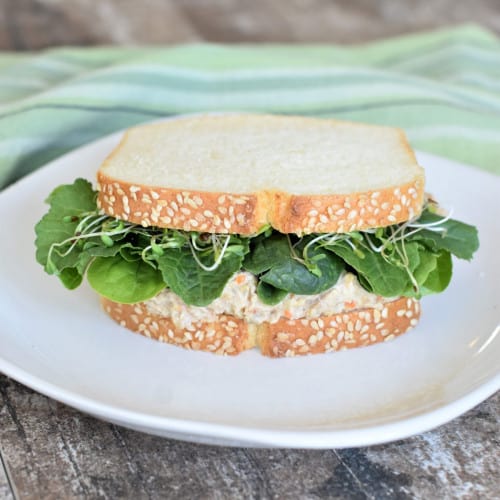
96,114,425,235
101,296,420,357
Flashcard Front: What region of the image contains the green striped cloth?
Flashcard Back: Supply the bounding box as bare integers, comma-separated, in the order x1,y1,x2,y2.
1,24,499,189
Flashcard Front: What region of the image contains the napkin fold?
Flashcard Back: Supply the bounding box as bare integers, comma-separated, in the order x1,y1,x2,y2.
1,25,499,189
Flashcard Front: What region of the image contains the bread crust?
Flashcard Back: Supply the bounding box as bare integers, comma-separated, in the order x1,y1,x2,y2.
100,296,420,357
96,175,424,235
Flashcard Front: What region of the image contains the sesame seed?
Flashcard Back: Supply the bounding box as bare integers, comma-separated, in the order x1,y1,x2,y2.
410,318,419,326
384,334,395,342
388,215,397,222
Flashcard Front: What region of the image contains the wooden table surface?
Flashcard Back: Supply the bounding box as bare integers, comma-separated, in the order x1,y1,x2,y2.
1,1,499,498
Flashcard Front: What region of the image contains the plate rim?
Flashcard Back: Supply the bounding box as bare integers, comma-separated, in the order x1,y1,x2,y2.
1,121,499,449
2,356,498,448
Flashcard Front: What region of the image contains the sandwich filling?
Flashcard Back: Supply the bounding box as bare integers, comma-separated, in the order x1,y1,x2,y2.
35,179,479,311
146,271,392,328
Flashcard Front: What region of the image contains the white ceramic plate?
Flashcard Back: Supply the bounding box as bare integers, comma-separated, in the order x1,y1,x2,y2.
0,126,499,449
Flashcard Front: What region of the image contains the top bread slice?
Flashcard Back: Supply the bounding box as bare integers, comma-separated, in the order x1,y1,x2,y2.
97,114,425,235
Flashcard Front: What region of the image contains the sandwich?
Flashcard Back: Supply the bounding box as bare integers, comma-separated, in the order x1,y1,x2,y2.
35,114,479,357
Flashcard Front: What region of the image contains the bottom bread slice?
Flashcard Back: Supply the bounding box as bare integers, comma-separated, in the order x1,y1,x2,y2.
100,296,420,357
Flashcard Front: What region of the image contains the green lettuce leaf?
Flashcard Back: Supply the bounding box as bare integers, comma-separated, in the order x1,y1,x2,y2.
155,240,249,306
256,281,288,305
35,178,97,273
243,233,290,274
326,242,412,297
87,256,165,303
409,210,479,260
34,179,479,306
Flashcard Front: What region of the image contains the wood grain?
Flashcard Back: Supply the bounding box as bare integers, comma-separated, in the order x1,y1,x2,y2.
0,447,14,500
0,0,499,49
1,375,499,499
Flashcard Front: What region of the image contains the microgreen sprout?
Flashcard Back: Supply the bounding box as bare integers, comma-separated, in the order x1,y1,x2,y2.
188,234,232,272
45,198,454,296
